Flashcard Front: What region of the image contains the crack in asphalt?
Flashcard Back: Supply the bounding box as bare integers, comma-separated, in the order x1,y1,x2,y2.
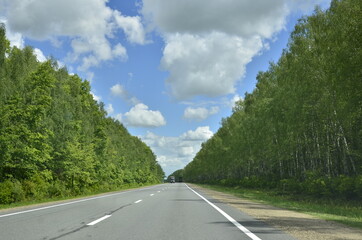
45,203,132,240
107,203,132,215
47,225,88,240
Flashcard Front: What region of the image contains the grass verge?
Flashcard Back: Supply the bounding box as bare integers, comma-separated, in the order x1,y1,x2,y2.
0,183,157,211
197,184,362,229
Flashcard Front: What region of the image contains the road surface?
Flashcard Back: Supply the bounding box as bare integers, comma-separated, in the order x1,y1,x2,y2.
0,183,296,240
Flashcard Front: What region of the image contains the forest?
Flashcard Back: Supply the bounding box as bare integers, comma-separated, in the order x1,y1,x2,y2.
182,0,362,199
0,24,164,204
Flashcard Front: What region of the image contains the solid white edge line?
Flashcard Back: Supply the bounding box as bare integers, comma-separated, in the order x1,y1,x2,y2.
135,200,142,204
0,185,161,218
87,215,111,226
185,184,262,240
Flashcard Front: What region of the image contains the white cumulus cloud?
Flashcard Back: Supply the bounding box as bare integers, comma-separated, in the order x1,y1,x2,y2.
111,84,128,98
161,32,262,99
141,126,214,175
141,0,287,100
105,103,114,115
142,0,287,38
114,113,123,122
229,94,242,109
181,126,213,141
142,0,330,100
113,10,147,45
110,83,140,105
123,103,166,127
33,48,47,62
0,0,147,71
90,91,101,102
0,18,24,48
183,106,219,121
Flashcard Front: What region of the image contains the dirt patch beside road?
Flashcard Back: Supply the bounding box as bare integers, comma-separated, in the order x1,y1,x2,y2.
190,184,362,240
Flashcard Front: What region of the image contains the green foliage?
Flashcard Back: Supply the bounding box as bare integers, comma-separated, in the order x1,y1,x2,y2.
0,179,25,204
0,27,164,204
184,0,362,201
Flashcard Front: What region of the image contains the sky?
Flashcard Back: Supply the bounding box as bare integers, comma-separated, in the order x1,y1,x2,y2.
0,0,331,176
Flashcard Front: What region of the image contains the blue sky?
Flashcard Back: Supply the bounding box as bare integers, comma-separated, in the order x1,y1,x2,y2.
1,0,331,176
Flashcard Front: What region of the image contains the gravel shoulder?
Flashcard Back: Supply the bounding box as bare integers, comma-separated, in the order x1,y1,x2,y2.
190,184,362,240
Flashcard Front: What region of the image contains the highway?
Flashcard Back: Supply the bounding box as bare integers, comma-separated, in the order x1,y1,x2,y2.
0,183,296,240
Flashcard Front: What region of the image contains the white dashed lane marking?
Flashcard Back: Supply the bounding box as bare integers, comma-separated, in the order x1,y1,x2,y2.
87,215,111,226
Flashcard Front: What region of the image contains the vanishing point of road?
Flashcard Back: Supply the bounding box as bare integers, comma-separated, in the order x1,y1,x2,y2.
0,183,296,240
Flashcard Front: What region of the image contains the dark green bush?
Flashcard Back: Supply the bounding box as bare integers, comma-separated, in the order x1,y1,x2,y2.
0,179,25,204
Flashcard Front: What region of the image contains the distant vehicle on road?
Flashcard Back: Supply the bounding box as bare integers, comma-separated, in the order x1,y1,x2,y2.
170,176,175,183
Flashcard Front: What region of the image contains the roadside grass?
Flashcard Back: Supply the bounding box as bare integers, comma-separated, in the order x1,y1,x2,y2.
0,183,156,211
197,184,362,229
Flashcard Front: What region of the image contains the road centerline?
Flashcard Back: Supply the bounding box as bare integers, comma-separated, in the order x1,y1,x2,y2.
186,184,261,240
87,215,111,226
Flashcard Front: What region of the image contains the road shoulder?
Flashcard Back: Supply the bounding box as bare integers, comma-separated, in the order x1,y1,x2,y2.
189,184,362,240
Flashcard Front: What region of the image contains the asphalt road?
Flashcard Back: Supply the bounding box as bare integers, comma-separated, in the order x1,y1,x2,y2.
0,183,296,240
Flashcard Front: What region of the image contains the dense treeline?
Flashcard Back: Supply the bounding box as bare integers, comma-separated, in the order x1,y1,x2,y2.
184,0,362,199
0,25,164,204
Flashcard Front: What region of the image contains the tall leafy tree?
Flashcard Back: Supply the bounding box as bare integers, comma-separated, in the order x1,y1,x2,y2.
0,26,164,203
183,0,362,199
